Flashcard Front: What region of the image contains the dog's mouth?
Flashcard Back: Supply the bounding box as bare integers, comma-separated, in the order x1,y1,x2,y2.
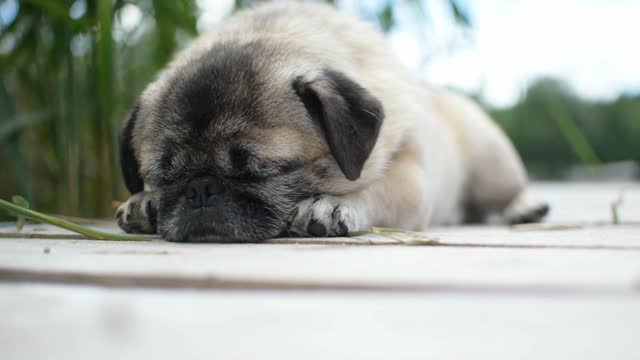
167,229,248,243
157,207,288,243
153,179,299,243
159,222,263,243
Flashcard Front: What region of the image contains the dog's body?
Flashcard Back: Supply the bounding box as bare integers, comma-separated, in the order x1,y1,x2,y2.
116,2,548,242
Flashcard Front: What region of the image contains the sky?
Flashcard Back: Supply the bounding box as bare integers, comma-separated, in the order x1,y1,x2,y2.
198,0,640,107
388,0,640,106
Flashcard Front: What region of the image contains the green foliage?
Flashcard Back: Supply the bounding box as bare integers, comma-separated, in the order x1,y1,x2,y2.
0,0,198,217
489,78,640,178
10,194,29,230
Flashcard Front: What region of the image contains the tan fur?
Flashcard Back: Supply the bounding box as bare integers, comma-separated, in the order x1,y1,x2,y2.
119,2,547,240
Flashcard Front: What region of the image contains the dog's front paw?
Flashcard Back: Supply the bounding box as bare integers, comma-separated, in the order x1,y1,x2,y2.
288,195,363,237
115,191,158,234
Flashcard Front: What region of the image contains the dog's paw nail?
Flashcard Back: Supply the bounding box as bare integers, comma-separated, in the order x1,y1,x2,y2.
308,219,327,236
337,220,349,236
535,203,550,217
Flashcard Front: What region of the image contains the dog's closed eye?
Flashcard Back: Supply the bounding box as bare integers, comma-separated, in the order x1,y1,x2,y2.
227,159,304,181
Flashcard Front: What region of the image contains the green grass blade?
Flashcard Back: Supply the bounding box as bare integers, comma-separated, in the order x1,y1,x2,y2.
544,94,601,165
348,227,440,245
0,198,151,241
10,195,29,231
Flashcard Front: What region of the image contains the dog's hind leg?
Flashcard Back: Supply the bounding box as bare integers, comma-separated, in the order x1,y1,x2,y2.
438,91,550,225
463,148,550,225
502,190,550,224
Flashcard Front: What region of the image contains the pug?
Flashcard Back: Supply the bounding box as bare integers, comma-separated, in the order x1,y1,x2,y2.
115,2,548,242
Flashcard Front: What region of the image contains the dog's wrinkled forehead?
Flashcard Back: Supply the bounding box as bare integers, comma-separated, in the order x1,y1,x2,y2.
157,43,266,135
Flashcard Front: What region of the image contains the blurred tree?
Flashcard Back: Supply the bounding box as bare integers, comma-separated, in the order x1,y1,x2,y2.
490,78,639,178
0,0,198,217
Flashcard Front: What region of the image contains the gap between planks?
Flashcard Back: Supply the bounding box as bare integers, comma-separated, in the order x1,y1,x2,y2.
1,233,639,251
1,267,639,295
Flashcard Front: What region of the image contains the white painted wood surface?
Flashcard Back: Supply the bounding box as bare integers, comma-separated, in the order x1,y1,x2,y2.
0,182,639,359
2,284,639,360
1,237,640,292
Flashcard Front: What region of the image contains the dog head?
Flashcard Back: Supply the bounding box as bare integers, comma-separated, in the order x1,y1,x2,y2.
119,42,384,242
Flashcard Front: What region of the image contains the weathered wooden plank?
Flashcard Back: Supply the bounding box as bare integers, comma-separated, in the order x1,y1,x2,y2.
0,183,638,292
2,222,639,249
529,182,640,224
0,183,638,360
1,237,639,293
1,284,639,360
427,224,640,249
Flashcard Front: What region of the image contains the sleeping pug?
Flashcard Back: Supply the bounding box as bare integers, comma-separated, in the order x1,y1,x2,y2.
116,2,548,242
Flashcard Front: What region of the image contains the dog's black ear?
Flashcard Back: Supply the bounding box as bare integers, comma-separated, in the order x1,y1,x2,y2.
293,69,384,181
119,101,144,194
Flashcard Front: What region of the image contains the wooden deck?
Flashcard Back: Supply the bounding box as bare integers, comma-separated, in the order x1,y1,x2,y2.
1,182,639,359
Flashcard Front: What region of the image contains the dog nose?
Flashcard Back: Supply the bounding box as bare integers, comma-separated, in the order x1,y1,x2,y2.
185,176,224,208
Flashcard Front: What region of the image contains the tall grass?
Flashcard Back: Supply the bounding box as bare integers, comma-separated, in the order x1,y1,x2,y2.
0,0,199,217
